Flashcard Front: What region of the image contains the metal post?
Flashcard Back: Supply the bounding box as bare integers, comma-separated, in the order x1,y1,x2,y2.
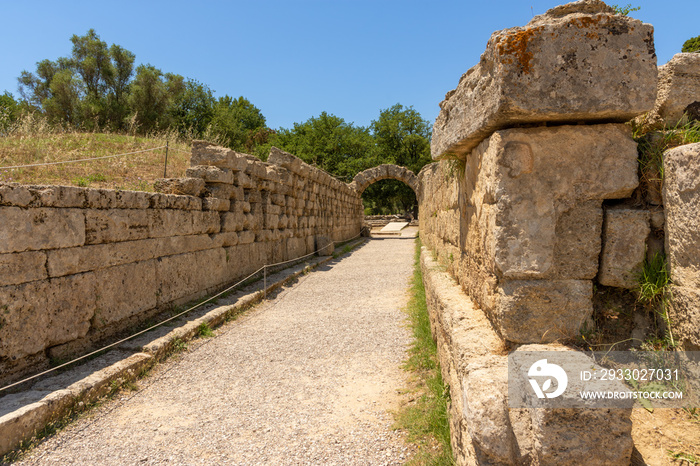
163,141,169,178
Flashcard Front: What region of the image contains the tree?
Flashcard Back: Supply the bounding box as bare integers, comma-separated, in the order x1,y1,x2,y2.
168,79,215,137
682,35,700,53
363,104,433,215
128,65,184,133
272,112,375,180
0,92,19,133
209,96,267,151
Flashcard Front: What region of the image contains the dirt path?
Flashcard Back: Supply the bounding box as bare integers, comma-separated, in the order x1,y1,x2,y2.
14,238,417,466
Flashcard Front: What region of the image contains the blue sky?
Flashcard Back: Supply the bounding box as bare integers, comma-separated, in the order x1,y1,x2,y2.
0,0,695,130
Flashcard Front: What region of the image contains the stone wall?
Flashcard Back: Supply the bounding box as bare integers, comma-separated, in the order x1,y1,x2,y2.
419,1,663,464
0,144,363,386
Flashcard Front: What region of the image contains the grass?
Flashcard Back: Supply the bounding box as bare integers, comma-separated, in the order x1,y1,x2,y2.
635,119,700,201
636,253,676,350
0,113,194,191
394,238,454,465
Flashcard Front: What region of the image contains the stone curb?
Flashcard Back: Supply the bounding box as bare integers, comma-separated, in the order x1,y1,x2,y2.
0,238,367,458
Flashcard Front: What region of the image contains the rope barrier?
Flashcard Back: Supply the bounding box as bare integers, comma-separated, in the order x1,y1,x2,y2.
0,145,167,171
0,232,367,393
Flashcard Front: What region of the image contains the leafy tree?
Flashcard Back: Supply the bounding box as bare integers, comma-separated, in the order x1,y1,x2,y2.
128,65,184,132
209,96,267,151
168,79,215,137
364,104,432,215
371,103,432,173
272,111,376,180
682,35,700,53
0,92,19,133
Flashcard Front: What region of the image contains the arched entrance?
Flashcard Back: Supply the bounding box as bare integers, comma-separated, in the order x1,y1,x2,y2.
348,164,420,199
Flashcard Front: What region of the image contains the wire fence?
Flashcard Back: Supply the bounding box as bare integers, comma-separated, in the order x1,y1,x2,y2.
0,145,167,171
0,232,365,394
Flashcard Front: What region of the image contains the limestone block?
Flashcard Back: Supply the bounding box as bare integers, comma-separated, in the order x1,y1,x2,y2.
598,207,650,288
153,177,205,197
246,190,262,203
85,189,117,209
186,165,234,184
235,172,255,189
509,344,634,465
492,280,593,343
475,125,637,281
268,147,302,174
663,143,700,289
150,210,220,237
278,214,289,229
91,261,158,328
462,356,517,465
232,201,251,213
315,235,333,256
0,183,35,207
155,248,226,305
654,53,700,126
668,285,700,349
238,230,255,244
264,214,279,230
201,197,230,211
271,193,286,206
0,207,85,253
432,2,656,158
85,209,150,244
115,190,151,209
47,236,214,277
0,251,47,286
205,183,235,200
0,274,96,359
211,231,239,248
246,212,262,231
190,140,247,171
221,211,246,232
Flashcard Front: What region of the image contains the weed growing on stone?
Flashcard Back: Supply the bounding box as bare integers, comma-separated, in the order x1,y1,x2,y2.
636,253,676,349
394,238,454,465
197,322,214,338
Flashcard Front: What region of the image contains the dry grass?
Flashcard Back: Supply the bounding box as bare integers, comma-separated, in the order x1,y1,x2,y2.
0,113,194,192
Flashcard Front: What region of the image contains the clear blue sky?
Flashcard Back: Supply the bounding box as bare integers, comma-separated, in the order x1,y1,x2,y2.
0,0,695,130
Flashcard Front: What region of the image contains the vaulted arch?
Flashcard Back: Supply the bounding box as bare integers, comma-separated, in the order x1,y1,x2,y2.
348,164,420,199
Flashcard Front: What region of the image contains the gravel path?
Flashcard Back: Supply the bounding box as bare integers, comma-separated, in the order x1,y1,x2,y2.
15,238,417,465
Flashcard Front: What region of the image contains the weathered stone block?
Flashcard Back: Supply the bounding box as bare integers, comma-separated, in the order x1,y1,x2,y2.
315,235,333,256
509,344,634,465
190,140,247,171
0,207,85,253
91,261,158,328
186,165,234,184
221,211,246,232
201,197,230,211
432,2,656,158
155,248,226,305
153,177,205,197
598,207,650,288
474,125,637,281
652,53,700,126
0,274,96,359
663,143,700,289
0,251,47,286
238,230,255,244
492,280,593,343
115,190,151,209
85,209,150,244
85,189,117,209
150,210,220,238
668,285,700,350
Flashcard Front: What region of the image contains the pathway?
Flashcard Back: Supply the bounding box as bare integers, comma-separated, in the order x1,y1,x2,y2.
14,237,417,466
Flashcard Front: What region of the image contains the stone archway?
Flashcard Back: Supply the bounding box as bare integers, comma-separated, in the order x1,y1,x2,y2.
348,164,420,199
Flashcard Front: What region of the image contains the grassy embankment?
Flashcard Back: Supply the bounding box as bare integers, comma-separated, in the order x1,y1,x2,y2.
0,114,193,191
395,238,453,465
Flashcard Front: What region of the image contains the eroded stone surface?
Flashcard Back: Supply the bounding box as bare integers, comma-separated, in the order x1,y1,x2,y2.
432,3,656,158
598,207,650,289
652,53,700,126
